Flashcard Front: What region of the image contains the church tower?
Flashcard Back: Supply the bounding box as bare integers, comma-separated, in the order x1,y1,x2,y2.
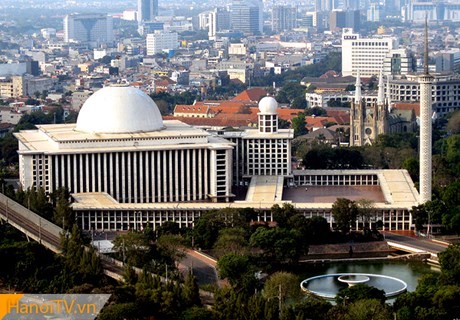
350,71,387,146
418,18,433,204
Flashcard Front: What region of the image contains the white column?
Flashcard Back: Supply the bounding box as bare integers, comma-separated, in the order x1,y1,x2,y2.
162,151,167,201
204,150,208,197
180,149,185,201
72,155,78,192
66,154,71,192
127,152,132,202
174,149,179,201
85,153,89,192
157,151,162,202
168,151,173,201
91,153,96,192
133,152,138,203
97,153,102,192
139,151,144,203
145,151,150,203
198,150,202,199
115,153,120,200
121,153,125,202
79,154,83,192
104,153,108,195
192,149,197,200
186,149,191,201
419,74,433,204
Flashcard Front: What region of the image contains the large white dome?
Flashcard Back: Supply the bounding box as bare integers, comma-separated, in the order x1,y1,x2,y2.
258,96,278,114
75,86,164,134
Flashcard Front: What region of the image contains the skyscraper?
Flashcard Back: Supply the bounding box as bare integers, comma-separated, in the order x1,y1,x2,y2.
231,0,263,34
138,0,158,23
418,19,433,204
63,14,113,47
271,6,298,32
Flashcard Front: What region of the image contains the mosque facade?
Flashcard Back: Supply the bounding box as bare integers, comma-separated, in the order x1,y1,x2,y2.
15,85,420,232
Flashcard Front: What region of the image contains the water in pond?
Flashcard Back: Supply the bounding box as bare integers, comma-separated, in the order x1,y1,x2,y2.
298,261,438,299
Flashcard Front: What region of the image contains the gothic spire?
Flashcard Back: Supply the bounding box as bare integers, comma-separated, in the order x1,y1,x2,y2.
377,70,384,105
355,70,361,102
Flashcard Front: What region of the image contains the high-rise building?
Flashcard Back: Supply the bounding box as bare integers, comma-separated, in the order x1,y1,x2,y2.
271,6,298,32
199,8,231,39
341,28,398,77
231,0,263,34
435,50,460,73
137,0,158,23
382,49,417,76
367,3,384,22
146,31,178,55
63,14,113,47
329,9,360,31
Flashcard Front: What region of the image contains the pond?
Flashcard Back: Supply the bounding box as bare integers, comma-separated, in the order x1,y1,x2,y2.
298,261,439,300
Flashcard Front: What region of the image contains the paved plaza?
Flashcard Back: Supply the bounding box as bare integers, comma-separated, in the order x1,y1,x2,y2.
282,185,386,203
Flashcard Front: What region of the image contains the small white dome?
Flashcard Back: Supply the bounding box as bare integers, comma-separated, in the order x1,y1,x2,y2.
76,86,164,134
258,96,278,114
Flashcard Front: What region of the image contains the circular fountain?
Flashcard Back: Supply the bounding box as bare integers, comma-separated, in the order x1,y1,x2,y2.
300,273,407,299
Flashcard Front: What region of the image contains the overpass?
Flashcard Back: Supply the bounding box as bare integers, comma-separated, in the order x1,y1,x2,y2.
384,232,448,264
0,193,215,303
0,192,126,280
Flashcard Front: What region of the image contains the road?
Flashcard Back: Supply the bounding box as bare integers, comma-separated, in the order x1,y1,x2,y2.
383,232,448,254
179,250,219,286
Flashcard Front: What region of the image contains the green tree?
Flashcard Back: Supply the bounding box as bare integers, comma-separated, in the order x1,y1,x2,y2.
183,270,201,307
271,203,296,228
332,198,358,234
355,199,375,228
249,227,301,264
447,110,460,134
262,272,302,304
112,231,149,266
213,227,248,257
52,187,74,229
336,284,386,305
181,306,214,320
438,243,460,286
217,253,253,288
292,112,307,137
344,299,392,320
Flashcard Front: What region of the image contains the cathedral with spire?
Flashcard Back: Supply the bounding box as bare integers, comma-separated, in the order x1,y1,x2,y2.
349,70,417,147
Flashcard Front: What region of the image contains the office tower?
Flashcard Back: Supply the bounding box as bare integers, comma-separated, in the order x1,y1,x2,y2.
418,20,433,204
231,0,263,34
138,0,158,23
367,3,385,22
329,10,360,31
341,28,397,77
199,8,231,39
382,49,416,76
435,50,460,73
146,31,178,55
63,14,113,47
271,6,298,32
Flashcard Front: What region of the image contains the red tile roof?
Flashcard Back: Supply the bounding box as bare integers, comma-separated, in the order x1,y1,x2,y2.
232,87,268,102
174,104,210,114
392,102,420,117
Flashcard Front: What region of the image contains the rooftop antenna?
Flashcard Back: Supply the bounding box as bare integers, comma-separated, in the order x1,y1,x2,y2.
424,14,429,75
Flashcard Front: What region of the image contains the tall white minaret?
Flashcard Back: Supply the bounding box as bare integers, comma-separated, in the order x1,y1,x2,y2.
419,17,433,204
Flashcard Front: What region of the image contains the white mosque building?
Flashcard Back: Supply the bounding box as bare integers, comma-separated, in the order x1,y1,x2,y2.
15,85,420,232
